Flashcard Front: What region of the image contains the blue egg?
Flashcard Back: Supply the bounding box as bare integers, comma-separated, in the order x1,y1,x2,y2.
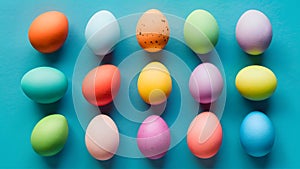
240,111,275,157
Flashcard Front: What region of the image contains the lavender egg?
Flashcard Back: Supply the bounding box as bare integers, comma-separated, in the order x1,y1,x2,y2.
137,115,170,159
189,63,223,104
236,10,272,55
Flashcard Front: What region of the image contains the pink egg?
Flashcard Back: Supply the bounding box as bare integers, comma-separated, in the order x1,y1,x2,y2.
137,115,170,159
189,63,223,104
85,115,119,161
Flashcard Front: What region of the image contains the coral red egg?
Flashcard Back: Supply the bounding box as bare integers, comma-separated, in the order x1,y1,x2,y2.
82,65,121,106
28,11,69,53
187,112,222,159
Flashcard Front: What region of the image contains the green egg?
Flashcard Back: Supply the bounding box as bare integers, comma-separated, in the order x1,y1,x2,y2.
21,67,68,104
31,114,68,156
184,9,219,54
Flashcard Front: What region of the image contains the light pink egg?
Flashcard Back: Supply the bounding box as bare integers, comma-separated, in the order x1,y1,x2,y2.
189,63,223,104
85,114,119,161
137,115,171,159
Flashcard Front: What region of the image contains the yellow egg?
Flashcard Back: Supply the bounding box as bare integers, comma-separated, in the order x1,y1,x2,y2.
136,9,170,52
137,62,172,105
235,65,277,101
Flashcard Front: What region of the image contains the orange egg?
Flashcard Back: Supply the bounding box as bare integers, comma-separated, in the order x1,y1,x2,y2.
82,65,121,106
28,11,69,53
136,9,170,52
187,112,222,159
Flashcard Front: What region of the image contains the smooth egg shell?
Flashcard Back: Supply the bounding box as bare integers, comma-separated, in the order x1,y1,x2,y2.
31,114,68,156
236,10,272,55
85,10,120,56
137,115,171,159
137,62,172,105
189,63,223,104
82,64,121,106
136,9,170,52
85,114,119,160
187,112,222,159
21,67,68,104
235,65,277,101
184,10,219,54
240,111,275,157
28,11,68,53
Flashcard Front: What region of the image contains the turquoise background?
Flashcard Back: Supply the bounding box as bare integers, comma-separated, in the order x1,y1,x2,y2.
1,0,299,168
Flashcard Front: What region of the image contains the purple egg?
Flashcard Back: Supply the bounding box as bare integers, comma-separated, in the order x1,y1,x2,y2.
137,115,170,159
189,63,223,104
236,10,272,55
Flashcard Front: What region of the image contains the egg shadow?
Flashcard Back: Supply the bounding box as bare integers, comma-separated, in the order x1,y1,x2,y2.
37,45,66,64
98,101,115,115
147,156,167,168
99,51,115,65
196,52,213,63
242,98,270,114
97,156,116,169
248,153,271,168
237,49,265,65
195,153,219,168
42,146,67,168
200,103,212,112
144,51,167,63
35,100,62,115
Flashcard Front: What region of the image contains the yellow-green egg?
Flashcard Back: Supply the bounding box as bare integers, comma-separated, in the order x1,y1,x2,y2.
184,10,219,54
235,65,277,101
137,62,172,105
31,114,68,156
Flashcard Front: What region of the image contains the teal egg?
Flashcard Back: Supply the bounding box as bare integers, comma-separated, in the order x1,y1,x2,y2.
21,67,68,104
184,10,219,54
31,114,68,156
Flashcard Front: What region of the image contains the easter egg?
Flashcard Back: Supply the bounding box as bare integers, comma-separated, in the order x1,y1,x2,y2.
189,63,223,104
137,62,172,105
236,10,272,55
21,67,68,104
28,11,68,53
31,114,68,156
184,10,219,54
235,65,277,101
187,112,222,159
240,111,275,157
85,10,120,56
85,114,119,160
82,64,121,106
136,9,170,52
137,115,171,159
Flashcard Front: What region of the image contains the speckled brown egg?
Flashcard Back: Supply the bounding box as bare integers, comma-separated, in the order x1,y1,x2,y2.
136,9,170,53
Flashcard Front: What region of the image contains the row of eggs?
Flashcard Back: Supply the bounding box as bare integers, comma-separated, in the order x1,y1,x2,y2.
28,109,274,159
27,9,272,56
22,8,277,160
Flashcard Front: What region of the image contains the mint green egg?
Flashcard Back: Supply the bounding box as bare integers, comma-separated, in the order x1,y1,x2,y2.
21,67,68,104
31,114,68,156
184,10,219,54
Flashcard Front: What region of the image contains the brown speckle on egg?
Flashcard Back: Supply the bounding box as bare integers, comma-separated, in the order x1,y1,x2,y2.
136,9,170,53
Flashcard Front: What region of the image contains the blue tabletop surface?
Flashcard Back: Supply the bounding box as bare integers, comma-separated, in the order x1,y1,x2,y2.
1,0,300,168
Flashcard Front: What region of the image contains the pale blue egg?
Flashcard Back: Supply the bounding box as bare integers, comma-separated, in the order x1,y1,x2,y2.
85,10,120,56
